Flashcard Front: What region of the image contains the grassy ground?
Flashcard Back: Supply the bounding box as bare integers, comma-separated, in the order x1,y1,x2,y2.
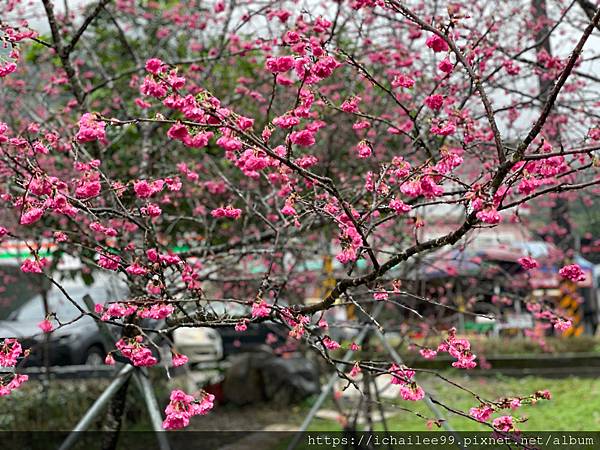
308,374,600,432
2,374,598,433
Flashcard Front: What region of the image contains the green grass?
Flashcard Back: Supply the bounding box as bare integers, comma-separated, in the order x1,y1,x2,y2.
307,374,600,432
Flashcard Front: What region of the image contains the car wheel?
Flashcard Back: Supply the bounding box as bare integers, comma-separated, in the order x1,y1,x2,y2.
84,346,105,366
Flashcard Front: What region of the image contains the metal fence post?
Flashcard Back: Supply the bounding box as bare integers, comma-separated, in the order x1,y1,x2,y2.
58,364,135,450
135,370,171,450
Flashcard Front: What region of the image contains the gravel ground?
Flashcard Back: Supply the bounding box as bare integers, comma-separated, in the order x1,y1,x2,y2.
188,402,303,431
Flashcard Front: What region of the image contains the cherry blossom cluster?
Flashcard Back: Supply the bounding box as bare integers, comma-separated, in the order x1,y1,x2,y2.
0,338,23,367
0,21,36,78
526,300,573,332
434,328,477,369
558,264,586,282
162,389,215,430
0,373,28,397
469,389,552,431
0,338,28,396
114,336,158,367
389,364,425,401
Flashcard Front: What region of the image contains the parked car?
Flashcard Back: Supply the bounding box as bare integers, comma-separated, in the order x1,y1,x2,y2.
0,271,128,367
170,301,290,362
217,322,288,357
172,327,223,364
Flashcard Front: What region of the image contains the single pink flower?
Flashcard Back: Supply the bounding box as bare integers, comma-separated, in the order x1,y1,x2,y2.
145,58,165,74
289,129,316,147
38,319,53,333
476,208,502,224
425,35,449,52
469,405,494,422
438,57,453,73
492,415,516,432
424,94,444,110
172,353,189,367
399,383,425,401
322,337,340,350
518,256,539,270
20,207,44,225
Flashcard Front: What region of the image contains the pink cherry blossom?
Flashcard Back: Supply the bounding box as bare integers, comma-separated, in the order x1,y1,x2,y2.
419,348,438,359
211,206,242,219
145,58,165,75
553,318,572,332
133,180,163,198
98,253,120,271
20,207,44,225
126,263,148,276
137,303,175,320
323,336,341,350
424,94,444,110
265,56,295,73
162,390,214,429
392,74,415,89
0,62,17,78
389,198,412,214
116,337,157,367
469,404,494,422
559,264,586,282
430,122,456,136
172,353,189,367
251,300,270,318
399,383,425,401
476,208,502,224
492,415,517,432
425,35,449,52
349,362,361,377
518,256,539,270
20,258,48,273
438,57,453,73
355,141,372,158
289,129,316,147
0,338,23,367
0,374,28,397
76,113,106,143
38,319,53,333
273,114,300,128
373,291,389,301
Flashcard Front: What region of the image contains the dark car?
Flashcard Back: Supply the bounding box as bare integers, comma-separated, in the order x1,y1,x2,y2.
195,301,289,358
0,271,128,367
217,321,289,358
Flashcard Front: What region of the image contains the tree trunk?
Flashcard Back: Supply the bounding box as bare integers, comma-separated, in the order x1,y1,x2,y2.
101,376,130,450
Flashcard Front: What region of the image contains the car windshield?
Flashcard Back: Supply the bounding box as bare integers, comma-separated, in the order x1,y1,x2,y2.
0,265,49,320
12,287,105,322
2,271,129,322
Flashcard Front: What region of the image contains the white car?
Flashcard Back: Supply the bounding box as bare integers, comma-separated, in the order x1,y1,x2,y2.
172,326,223,364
